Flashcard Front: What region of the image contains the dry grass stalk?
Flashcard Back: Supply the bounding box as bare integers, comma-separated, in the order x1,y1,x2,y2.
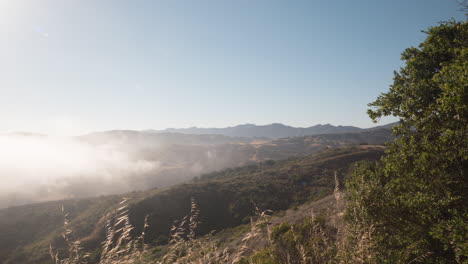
232,207,272,263
49,205,89,264
159,197,227,264
51,198,149,264
336,174,378,264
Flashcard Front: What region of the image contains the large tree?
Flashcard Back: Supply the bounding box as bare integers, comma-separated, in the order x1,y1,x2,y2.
345,20,467,263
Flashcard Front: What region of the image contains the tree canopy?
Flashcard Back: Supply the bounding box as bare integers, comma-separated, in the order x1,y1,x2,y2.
346,20,467,263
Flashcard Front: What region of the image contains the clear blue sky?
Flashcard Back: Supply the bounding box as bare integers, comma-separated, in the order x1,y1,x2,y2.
0,0,465,135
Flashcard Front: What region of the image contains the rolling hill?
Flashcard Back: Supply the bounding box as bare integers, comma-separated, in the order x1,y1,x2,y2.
0,145,385,264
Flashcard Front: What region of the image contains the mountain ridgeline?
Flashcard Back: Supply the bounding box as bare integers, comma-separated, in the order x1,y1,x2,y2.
151,122,397,139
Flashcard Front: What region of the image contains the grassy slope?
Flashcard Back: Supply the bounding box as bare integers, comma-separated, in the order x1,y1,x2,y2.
0,145,385,264
159,193,338,263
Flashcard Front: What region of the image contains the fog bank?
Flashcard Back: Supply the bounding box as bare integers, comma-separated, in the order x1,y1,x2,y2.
0,134,164,208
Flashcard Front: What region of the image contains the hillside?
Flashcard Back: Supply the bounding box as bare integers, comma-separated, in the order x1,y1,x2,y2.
0,145,385,264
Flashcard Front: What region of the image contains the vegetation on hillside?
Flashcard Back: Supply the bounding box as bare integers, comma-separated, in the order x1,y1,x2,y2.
345,20,467,263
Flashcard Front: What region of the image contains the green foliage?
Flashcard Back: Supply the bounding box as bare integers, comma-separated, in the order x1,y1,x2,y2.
195,160,281,182
269,217,337,264
347,20,468,263
248,248,277,264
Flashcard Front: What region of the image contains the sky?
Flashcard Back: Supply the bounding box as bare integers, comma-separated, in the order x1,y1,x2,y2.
0,0,465,136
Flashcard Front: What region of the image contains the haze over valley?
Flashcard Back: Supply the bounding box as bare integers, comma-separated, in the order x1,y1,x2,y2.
0,123,394,208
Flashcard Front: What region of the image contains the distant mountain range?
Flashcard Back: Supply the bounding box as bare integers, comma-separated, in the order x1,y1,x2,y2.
148,122,398,139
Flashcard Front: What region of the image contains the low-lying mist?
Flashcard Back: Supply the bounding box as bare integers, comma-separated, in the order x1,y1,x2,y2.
0,132,260,208
0,134,163,208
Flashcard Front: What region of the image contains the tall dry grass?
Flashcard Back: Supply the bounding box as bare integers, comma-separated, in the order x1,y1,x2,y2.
257,171,380,264
50,198,148,264
50,171,385,264
49,205,90,264
50,196,276,264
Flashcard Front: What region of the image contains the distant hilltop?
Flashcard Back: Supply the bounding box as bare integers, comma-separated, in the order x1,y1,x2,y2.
148,122,398,139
